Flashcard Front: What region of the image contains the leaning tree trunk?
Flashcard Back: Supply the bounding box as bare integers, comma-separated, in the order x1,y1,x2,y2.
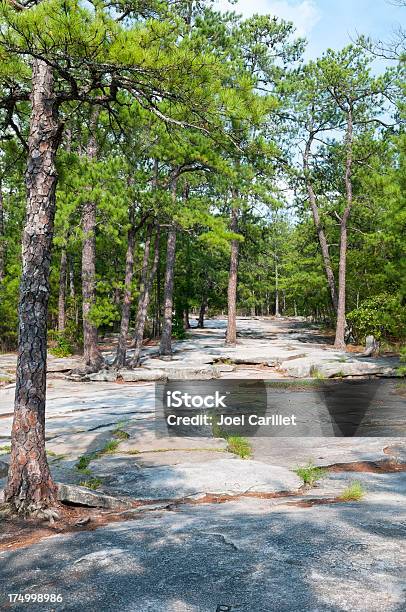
81,111,103,371
225,203,239,345
159,227,177,356
131,227,160,366
57,247,67,333
5,60,61,514
334,109,353,349
114,207,137,368
304,136,338,313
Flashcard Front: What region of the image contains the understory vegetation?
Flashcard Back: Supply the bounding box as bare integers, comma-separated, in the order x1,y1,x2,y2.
0,2,404,361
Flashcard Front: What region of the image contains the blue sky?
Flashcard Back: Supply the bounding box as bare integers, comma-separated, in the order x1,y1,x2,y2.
216,0,405,63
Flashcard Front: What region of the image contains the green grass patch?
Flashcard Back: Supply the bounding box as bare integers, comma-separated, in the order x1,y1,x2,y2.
226,436,252,459
212,421,252,459
310,368,326,380
294,462,327,486
0,445,11,454
113,429,130,440
102,439,120,454
79,477,103,490
75,453,97,472
339,481,365,501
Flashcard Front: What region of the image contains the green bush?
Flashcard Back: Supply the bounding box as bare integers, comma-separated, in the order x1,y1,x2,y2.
172,313,186,340
347,293,406,342
48,330,74,357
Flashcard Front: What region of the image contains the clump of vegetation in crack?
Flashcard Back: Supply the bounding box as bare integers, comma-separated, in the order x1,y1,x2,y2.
75,438,121,479
311,368,326,380
212,422,252,459
339,481,365,501
226,436,252,459
294,462,327,486
78,477,103,490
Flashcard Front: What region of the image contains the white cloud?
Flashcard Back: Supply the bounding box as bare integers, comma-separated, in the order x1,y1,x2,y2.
215,0,321,37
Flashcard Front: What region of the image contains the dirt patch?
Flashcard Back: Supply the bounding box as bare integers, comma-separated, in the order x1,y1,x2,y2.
327,459,406,473
0,502,146,553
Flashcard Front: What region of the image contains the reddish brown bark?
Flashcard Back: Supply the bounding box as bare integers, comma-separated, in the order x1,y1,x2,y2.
334,109,353,349
225,203,239,345
81,111,103,371
5,60,61,514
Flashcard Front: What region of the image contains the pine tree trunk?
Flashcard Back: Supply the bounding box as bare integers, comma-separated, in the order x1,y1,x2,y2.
115,207,137,368
304,136,338,313
225,203,239,345
0,180,4,284
57,248,67,333
334,109,353,349
159,227,177,356
275,259,280,317
81,111,103,371
197,285,209,328
5,60,61,514
131,227,160,366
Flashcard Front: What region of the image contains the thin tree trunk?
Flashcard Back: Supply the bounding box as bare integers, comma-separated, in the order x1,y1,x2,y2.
57,248,67,333
304,135,338,313
225,201,239,345
131,227,160,366
275,259,280,317
114,207,137,368
0,180,4,283
5,60,61,514
334,109,353,349
81,110,103,371
68,255,78,327
197,283,210,328
160,227,177,356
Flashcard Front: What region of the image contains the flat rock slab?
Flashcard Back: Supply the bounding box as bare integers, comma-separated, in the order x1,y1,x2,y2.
89,458,302,500
1,492,405,612
251,437,406,468
281,355,399,378
57,483,132,509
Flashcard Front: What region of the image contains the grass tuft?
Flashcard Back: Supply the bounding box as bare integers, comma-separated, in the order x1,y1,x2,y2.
113,429,130,440
102,439,120,454
79,477,103,490
294,462,327,486
226,436,252,459
0,445,11,454
339,481,365,501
